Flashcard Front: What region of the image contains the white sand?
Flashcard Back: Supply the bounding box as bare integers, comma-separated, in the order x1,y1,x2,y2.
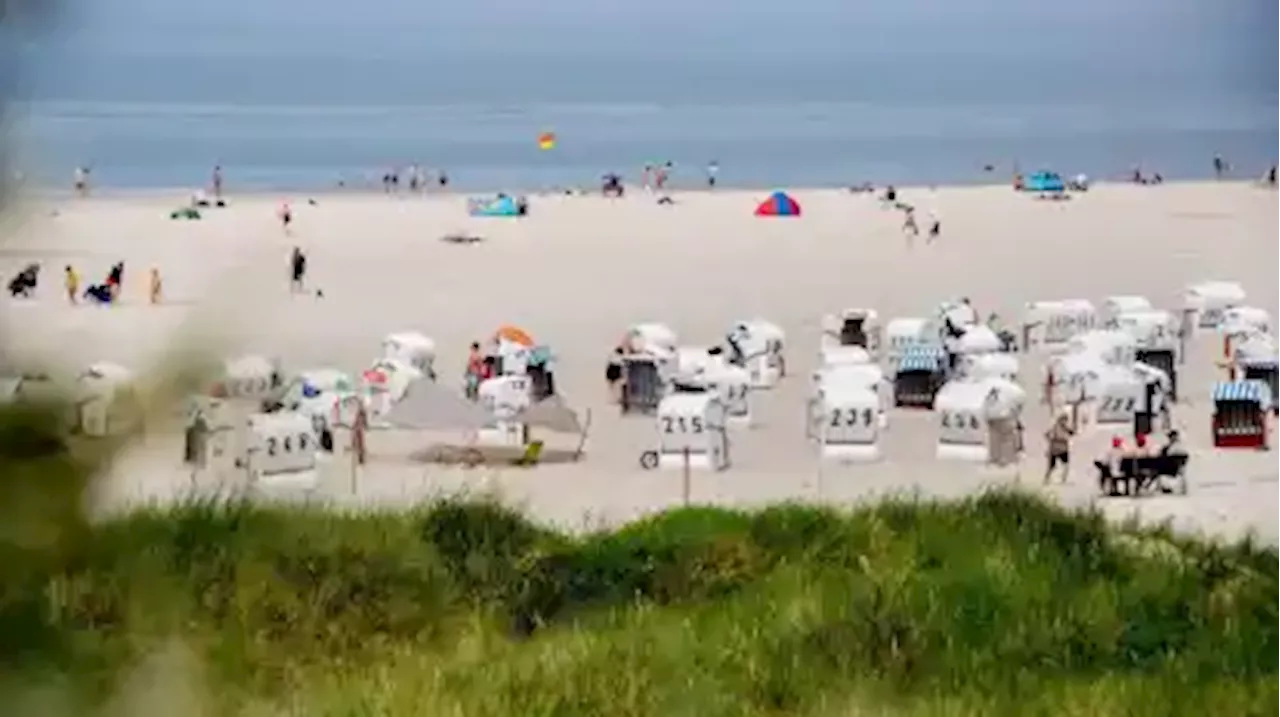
2,183,1277,543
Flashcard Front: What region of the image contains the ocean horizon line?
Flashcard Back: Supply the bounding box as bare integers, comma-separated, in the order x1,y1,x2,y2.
17,176,1270,204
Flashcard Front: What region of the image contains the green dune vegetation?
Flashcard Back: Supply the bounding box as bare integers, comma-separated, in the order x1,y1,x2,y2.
0,404,1277,716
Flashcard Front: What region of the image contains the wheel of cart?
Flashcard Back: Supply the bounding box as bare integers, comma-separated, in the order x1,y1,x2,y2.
638,450,659,470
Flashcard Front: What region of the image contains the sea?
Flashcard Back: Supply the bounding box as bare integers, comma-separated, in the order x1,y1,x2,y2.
4,0,1277,191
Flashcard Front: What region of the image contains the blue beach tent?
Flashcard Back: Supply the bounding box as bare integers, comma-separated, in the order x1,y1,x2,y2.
1023,171,1065,193
469,195,523,217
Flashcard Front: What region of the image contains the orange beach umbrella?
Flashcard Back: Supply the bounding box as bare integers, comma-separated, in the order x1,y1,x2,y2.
494,325,535,347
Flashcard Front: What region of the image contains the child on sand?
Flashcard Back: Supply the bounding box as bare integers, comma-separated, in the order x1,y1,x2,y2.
149,267,162,305
464,342,484,401
73,166,89,197
64,265,79,304
278,201,292,234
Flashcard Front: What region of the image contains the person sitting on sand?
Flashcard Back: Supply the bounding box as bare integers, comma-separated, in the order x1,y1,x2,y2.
602,173,624,198
1159,429,1185,458
84,283,113,304
7,263,39,298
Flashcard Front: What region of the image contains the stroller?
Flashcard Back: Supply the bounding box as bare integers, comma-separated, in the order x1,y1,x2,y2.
7,263,39,298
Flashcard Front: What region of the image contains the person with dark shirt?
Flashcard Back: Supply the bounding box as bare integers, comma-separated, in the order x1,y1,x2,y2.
107,261,125,300
606,347,625,403
290,247,306,294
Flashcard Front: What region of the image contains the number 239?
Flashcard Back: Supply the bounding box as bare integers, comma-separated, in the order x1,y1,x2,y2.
829,408,874,427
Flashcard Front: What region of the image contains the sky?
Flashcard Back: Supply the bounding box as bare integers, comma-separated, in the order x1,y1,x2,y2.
9,0,1276,105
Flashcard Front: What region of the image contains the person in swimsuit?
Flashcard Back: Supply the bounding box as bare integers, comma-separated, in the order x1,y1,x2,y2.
464,342,484,400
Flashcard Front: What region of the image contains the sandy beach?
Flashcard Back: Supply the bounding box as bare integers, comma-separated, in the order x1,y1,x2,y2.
1,181,1276,542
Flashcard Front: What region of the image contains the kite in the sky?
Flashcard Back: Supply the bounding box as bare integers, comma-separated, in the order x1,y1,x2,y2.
537,132,556,151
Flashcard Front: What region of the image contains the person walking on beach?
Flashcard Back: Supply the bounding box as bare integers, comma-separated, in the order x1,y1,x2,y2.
606,347,625,403
289,246,307,294
278,201,293,235
1043,413,1074,483
212,165,224,200
148,267,163,305
64,264,79,305
902,207,919,241
73,166,90,198
926,209,941,243
706,160,719,188
655,161,673,192
1212,154,1228,179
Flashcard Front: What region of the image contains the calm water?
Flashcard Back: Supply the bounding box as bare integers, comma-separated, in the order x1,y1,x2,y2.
6,0,1277,190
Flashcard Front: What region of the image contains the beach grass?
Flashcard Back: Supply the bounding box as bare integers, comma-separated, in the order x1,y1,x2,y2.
1,400,1275,717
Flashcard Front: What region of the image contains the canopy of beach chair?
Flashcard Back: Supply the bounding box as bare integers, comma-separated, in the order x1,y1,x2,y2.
494,325,535,347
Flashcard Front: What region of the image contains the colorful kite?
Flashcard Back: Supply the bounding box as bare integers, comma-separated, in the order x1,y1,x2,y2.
537,132,556,151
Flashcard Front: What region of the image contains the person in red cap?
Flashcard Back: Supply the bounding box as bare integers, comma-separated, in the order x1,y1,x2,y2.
1095,435,1128,495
